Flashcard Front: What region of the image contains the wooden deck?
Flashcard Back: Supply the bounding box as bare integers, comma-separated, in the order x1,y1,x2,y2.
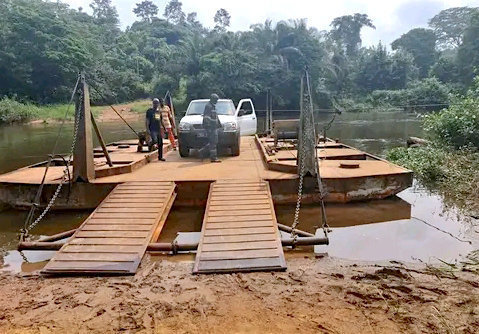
193,180,286,274
42,181,176,275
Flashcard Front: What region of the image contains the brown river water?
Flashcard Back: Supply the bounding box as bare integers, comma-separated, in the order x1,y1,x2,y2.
0,112,477,272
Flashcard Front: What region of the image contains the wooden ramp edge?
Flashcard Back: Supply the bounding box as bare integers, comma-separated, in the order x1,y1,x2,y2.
42,181,176,275
193,180,287,274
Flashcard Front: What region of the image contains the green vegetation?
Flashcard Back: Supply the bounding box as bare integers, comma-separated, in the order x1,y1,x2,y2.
0,98,41,123
0,97,108,124
387,78,479,214
0,1,478,124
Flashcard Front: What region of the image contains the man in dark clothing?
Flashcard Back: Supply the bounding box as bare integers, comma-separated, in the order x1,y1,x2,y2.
201,93,222,162
145,98,166,161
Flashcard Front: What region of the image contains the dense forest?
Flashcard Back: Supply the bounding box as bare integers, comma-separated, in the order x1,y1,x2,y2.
0,0,478,111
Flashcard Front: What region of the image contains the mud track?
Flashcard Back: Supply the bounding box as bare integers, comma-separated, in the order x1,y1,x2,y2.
0,255,478,333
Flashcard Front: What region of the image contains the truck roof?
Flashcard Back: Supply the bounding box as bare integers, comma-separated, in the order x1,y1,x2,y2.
190,99,233,102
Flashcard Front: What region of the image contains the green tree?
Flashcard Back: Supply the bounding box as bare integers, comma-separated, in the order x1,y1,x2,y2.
214,8,231,32
429,7,479,49
430,55,459,84
89,0,119,26
133,0,158,22
457,12,479,86
0,0,97,102
164,0,185,24
330,13,375,57
391,28,437,78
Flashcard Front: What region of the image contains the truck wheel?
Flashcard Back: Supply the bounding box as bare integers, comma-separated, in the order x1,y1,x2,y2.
179,145,190,157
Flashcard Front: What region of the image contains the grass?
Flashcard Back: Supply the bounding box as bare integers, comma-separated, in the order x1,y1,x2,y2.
129,100,151,114
34,104,104,122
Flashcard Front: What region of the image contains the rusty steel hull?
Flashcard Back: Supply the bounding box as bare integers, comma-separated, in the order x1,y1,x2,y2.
268,173,413,203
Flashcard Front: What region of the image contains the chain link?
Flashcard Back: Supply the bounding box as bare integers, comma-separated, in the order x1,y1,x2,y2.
290,71,330,246
22,83,83,238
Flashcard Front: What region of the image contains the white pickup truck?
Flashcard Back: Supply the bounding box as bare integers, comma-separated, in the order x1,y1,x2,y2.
177,99,257,157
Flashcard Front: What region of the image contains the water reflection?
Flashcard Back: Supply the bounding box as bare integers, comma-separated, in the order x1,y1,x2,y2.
314,187,477,262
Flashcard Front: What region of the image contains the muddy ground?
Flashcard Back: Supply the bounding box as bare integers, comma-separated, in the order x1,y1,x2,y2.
97,102,144,123
0,254,478,334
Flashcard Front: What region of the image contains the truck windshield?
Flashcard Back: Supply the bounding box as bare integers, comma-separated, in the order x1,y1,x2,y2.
186,101,235,115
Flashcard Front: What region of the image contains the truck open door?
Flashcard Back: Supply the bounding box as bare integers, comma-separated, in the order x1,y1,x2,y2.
236,99,257,136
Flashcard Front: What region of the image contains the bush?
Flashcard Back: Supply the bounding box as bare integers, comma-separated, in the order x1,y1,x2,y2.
387,146,448,183
423,78,479,149
367,78,452,111
0,97,40,124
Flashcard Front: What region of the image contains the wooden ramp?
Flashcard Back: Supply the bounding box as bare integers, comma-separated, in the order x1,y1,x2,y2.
42,181,176,275
193,180,286,274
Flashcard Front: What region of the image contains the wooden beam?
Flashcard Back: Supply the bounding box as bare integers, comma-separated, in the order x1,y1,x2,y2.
73,74,95,182
91,113,113,167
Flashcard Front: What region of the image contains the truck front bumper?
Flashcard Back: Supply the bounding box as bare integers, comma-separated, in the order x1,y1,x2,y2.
178,130,240,148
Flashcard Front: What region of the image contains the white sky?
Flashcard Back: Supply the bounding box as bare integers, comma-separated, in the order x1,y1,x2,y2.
64,0,479,46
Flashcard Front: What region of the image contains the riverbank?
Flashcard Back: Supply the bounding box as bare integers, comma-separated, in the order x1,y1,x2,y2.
0,98,148,125
387,82,479,217
388,146,479,216
1,255,478,333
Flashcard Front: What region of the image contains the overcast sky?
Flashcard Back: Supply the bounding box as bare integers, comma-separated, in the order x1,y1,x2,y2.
64,0,478,46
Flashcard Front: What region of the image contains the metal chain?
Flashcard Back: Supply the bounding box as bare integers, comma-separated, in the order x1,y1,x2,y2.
291,130,307,245
290,71,331,246
22,85,82,238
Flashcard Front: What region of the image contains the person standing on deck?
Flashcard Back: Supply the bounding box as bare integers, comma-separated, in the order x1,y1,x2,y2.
159,98,177,150
145,98,166,161
200,93,222,163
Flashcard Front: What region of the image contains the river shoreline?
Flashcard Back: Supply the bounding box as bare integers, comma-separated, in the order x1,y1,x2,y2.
0,255,478,333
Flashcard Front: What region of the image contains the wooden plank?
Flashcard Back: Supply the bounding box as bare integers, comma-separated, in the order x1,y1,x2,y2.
118,182,171,186
43,261,137,273
210,195,269,200
150,192,177,243
100,203,161,208
92,213,159,219
213,186,268,192
63,245,143,253
42,181,176,275
206,221,274,229
197,258,284,273
208,204,271,211
106,199,164,203
96,207,161,213
200,248,280,260
115,186,171,190
87,218,154,225
75,231,149,238
215,181,265,185
53,252,139,262
208,209,272,217
109,194,167,199
203,227,276,236
209,199,270,206
81,224,152,231
69,238,145,245
201,240,278,252
194,180,286,274
207,215,273,223
112,190,170,194
203,233,276,244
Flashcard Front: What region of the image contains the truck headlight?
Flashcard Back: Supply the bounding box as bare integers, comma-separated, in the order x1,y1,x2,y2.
222,122,237,131
179,122,192,131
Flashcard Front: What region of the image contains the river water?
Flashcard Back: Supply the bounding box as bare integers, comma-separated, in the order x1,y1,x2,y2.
0,112,477,272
